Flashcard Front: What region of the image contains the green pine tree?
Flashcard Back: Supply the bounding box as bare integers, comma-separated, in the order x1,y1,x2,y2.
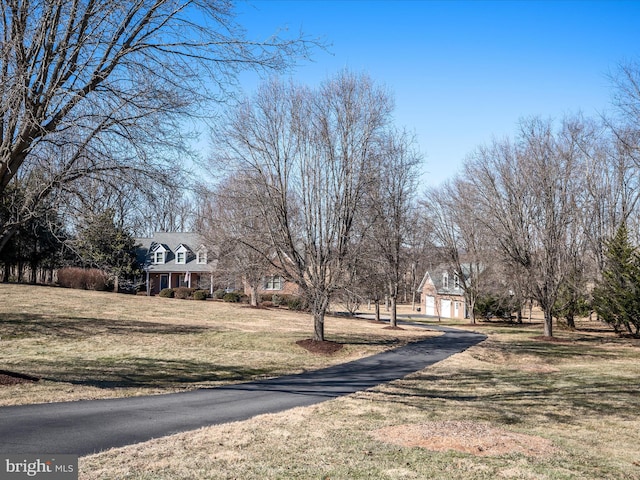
75,209,140,292
592,223,640,335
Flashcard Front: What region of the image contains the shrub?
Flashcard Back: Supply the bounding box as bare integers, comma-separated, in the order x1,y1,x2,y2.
222,292,240,303
193,290,208,301
174,287,194,299
86,270,112,291
213,289,226,300
260,293,272,303
286,296,306,311
474,294,510,320
57,267,110,291
159,288,174,298
271,294,282,306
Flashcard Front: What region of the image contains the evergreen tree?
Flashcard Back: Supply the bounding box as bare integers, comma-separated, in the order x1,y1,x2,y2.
592,223,640,335
75,209,140,292
552,280,591,330
0,190,69,283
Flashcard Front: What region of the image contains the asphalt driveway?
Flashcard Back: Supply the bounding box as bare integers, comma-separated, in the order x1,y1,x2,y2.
0,321,485,456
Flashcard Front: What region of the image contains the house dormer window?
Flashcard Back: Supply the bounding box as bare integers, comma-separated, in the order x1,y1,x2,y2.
175,244,189,265
197,248,207,264
442,272,449,289
153,250,165,264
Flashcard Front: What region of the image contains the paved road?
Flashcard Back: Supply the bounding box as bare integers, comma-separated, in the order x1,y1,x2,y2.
0,321,485,456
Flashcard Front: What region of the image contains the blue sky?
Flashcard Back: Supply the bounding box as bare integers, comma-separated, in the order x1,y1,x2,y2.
231,0,640,187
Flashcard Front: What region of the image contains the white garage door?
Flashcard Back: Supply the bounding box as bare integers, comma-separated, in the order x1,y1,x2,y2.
440,299,451,318
425,296,435,316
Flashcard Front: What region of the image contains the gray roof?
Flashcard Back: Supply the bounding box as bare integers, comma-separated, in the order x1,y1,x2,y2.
135,232,214,273
419,263,470,296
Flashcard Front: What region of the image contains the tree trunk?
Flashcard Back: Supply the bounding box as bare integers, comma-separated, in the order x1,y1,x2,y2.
250,285,259,307
566,314,576,330
544,309,553,337
311,292,330,341
389,295,397,328
313,309,325,341
29,262,37,284
375,300,380,322
468,298,476,324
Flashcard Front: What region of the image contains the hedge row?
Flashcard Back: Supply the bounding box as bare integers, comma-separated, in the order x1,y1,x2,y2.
57,268,111,291
158,287,208,300
206,289,307,310
259,293,307,310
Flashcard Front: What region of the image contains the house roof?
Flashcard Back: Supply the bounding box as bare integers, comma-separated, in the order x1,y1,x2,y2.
135,232,214,273
418,263,469,297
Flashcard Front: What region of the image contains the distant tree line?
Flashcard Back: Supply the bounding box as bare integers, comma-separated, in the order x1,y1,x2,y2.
422,62,640,337
202,61,640,340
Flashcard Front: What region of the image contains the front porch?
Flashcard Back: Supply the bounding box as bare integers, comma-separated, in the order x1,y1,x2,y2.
145,271,213,295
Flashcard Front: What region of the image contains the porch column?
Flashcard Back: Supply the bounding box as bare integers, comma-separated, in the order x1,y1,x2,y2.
146,270,150,296
168,273,172,289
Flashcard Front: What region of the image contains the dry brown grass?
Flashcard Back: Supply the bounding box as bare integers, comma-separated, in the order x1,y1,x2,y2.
371,421,558,457
0,284,437,406
80,316,640,480
5,284,640,478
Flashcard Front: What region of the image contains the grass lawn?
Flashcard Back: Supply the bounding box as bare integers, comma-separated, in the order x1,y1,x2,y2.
2,284,639,479
0,284,436,405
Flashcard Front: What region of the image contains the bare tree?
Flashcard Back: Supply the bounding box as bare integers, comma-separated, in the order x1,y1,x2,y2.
423,176,494,324
573,117,640,272
0,0,317,253
465,117,587,337
198,175,275,306
366,129,423,327
214,72,393,341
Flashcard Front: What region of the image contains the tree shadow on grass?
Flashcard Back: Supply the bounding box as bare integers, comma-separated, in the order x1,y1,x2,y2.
0,313,212,339
34,356,277,389
363,331,639,424
368,367,640,425
490,338,626,361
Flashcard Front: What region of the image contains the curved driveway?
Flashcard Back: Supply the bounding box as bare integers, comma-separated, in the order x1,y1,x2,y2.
0,320,485,456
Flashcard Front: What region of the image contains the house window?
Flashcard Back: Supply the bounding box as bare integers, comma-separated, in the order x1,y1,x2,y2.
442,272,449,289
264,275,283,290
197,250,207,264
454,274,460,289
153,251,165,264
176,251,186,264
